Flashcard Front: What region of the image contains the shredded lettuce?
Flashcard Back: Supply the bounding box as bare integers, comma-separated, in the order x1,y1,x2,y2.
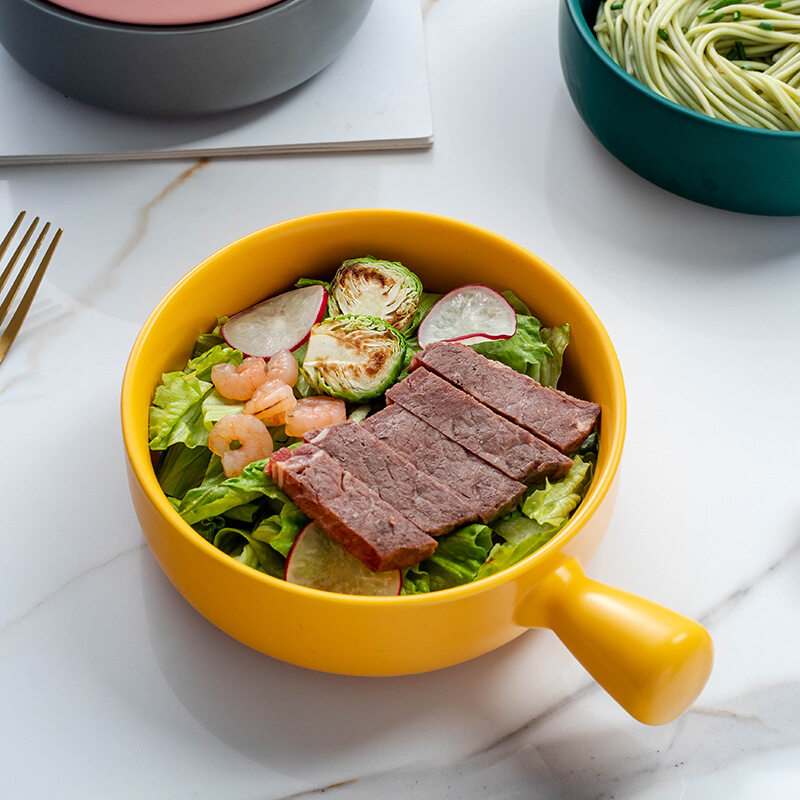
178,459,287,525
186,344,242,381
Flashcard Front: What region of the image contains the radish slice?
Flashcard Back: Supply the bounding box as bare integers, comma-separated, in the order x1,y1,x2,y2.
222,285,327,358
285,522,401,596
417,285,517,348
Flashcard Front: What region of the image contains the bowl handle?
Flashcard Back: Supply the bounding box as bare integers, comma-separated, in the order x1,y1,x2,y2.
516,558,713,724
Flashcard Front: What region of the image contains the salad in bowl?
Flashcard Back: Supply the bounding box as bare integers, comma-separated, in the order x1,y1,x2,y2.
148,255,600,596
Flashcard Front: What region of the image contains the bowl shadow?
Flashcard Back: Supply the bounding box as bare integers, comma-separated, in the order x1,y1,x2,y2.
138,548,550,782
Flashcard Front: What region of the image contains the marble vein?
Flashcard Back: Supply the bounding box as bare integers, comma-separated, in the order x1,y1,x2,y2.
0,542,145,637
421,0,440,19
77,158,210,305
263,533,800,799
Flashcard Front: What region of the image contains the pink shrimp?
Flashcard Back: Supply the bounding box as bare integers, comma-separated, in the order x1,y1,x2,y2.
211,357,267,401
284,396,347,437
265,349,299,387
208,414,273,477
243,378,297,425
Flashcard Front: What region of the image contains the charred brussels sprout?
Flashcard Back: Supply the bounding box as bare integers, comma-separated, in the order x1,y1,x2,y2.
302,315,407,401
328,257,423,333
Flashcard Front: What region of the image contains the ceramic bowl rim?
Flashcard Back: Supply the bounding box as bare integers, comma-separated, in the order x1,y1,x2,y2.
42,0,285,27
19,0,317,33
564,0,800,140
121,209,627,608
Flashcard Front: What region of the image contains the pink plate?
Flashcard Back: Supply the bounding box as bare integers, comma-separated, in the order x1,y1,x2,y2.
47,0,285,26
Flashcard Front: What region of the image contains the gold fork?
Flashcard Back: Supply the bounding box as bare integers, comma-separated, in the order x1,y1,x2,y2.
0,211,63,366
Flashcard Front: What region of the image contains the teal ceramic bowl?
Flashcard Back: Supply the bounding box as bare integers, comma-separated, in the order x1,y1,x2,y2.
559,0,800,215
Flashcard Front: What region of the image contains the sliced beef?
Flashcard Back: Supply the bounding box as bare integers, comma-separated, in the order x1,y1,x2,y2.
363,405,525,523
304,421,474,536
410,341,601,454
269,444,436,571
385,368,573,482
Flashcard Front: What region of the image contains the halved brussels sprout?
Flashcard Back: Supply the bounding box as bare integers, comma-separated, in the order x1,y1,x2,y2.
302,315,407,402
328,257,423,333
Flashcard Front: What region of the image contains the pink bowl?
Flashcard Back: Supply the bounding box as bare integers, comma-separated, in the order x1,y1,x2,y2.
46,0,284,25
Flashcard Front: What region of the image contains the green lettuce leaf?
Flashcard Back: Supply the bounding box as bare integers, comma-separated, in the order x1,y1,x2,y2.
401,564,431,595
476,455,594,579
201,389,245,430
470,291,569,387
534,324,570,388
476,513,557,580
178,459,287,525
472,315,551,375
403,524,493,594
148,370,213,451
295,277,330,290
186,344,242,382
500,289,532,315
252,500,309,557
192,317,229,358
156,443,213,500
407,291,442,335
522,453,593,526
213,528,285,578
193,515,226,543
223,502,261,524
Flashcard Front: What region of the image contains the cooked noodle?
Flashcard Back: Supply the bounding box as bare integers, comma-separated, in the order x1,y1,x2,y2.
594,0,800,129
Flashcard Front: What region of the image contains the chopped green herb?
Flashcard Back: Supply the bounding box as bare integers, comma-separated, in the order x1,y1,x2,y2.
681,24,689,32
710,12,725,21
657,27,669,40
736,40,746,59
610,1,624,8
733,9,741,19
764,0,781,7
759,20,774,29
710,0,739,9
698,8,714,17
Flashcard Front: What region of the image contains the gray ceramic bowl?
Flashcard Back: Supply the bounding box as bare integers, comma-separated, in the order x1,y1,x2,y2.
0,0,374,116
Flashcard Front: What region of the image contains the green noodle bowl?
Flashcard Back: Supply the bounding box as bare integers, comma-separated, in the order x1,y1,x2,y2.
595,0,800,129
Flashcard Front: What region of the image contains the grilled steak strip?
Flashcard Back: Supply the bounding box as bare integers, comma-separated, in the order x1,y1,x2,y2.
269,445,436,571
363,405,525,523
410,341,601,454
304,421,474,536
385,368,573,482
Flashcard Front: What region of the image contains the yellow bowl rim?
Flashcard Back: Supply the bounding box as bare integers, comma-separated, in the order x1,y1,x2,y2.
121,208,627,608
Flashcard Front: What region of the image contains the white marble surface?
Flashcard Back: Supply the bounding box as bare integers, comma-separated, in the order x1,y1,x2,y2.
1,0,799,797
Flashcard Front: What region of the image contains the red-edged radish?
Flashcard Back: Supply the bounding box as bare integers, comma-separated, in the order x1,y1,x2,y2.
417,285,516,348
222,285,327,358
285,522,402,596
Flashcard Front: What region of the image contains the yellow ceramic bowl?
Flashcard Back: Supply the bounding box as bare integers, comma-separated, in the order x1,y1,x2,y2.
122,209,713,725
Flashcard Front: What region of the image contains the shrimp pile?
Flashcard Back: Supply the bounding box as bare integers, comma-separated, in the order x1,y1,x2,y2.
208,348,345,477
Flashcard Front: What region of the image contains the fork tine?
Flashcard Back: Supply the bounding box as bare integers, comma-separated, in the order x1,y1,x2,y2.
0,211,25,262
0,215,39,295
0,222,50,327
0,227,63,366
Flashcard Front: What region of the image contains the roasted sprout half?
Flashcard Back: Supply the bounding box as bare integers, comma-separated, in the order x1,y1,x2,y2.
328,257,423,333
302,315,407,402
